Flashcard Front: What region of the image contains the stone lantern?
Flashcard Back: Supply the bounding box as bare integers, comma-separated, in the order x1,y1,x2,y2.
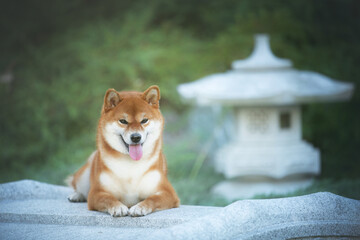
177,34,354,199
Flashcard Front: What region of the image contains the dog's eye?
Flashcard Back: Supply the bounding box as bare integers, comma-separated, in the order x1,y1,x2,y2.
119,119,128,124
140,118,148,124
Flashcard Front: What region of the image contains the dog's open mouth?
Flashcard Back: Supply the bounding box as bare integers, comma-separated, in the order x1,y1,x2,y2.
120,135,143,161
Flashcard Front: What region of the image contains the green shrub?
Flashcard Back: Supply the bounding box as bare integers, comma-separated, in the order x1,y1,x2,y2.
0,0,359,202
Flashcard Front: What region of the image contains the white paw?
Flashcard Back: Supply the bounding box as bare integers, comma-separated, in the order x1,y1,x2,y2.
68,192,86,202
129,203,152,217
108,203,129,217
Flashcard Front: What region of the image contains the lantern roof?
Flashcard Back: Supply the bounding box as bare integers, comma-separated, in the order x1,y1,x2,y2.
177,34,354,106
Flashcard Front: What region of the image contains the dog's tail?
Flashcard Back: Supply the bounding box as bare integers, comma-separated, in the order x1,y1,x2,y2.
64,175,74,188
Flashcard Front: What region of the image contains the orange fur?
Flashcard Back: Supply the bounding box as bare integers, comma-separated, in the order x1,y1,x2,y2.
68,86,179,217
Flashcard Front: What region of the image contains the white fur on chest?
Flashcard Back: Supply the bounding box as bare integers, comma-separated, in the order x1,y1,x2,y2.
99,155,161,207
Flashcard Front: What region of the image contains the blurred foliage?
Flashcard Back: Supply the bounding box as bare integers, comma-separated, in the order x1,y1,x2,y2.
0,0,359,203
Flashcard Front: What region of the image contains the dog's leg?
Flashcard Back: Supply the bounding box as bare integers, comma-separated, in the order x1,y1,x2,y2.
88,191,129,217
129,183,180,217
66,151,96,202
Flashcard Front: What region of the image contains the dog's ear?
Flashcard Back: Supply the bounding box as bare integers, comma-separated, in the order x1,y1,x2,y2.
142,85,160,107
104,88,121,112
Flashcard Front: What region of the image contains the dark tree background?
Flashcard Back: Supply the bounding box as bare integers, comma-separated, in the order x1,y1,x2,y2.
0,0,359,184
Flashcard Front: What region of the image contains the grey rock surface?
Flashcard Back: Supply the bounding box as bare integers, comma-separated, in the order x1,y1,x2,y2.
1,180,360,240
0,180,219,229
0,179,72,200
145,192,360,240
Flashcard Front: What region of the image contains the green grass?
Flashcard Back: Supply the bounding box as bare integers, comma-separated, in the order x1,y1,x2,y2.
0,131,96,185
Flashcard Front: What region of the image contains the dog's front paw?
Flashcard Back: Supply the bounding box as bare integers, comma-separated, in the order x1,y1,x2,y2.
108,203,129,217
129,202,153,217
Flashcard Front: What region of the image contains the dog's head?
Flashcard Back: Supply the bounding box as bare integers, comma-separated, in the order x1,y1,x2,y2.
100,86,163,160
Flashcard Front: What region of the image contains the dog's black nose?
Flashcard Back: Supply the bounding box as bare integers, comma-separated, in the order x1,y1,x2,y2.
130,133,141,143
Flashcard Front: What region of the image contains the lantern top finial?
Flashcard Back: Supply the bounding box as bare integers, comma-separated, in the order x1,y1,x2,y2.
232,34,292,70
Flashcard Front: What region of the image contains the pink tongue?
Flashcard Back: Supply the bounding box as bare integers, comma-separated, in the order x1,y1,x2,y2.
129,144,143,161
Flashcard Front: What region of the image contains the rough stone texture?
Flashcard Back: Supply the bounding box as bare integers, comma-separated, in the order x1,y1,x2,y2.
0,179,72,200
0,199,218,228
1,180,360,240
144,192,360,240
0,180,219,229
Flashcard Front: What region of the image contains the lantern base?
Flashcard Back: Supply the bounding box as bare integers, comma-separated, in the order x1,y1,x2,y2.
214,140,320,179
212,176,314,200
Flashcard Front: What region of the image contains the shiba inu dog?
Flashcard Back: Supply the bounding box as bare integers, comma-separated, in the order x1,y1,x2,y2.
66,86,180,217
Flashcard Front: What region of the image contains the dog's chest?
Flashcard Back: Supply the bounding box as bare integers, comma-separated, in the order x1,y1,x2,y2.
99,157,161,207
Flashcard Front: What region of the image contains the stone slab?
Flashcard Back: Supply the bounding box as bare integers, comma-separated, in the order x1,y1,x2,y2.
0,180,219,229
0,199,218,228
0,222,151,240
1,180,360,240
0,179,72,200
144,192,360,240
